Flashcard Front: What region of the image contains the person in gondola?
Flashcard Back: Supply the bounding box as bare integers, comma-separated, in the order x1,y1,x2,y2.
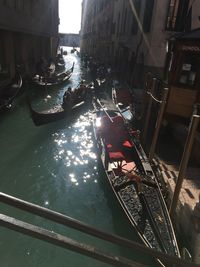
123,169,142,193
62,87,73,109
74,81,87,99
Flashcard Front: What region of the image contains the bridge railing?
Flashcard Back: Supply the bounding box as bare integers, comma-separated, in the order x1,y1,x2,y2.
0,192,199,267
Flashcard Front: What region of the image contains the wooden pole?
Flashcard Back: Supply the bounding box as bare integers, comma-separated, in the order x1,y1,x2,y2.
142,77,156,145
149,87,169,162
169,114,200,217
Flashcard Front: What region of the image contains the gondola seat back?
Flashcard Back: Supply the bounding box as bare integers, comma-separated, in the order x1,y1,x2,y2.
116,88,133,105
101,115,133,151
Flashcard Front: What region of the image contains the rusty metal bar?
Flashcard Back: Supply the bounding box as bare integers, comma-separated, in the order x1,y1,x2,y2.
169,114,200,217
0,192,199,267
149,87,169,162
0,214,145,267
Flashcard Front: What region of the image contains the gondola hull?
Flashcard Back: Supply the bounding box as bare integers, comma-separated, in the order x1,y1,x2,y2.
92,103,180,266
29,101,85,126
29,83,94,126
32,63,74,88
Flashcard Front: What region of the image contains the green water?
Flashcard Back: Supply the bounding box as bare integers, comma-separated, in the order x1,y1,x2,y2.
0,47,157,267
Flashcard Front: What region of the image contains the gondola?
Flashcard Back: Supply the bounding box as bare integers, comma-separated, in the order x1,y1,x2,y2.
29,83,94,126
32,62,74,88
0,72,23,111
29,100,85,126
112,85,135,123
92,98,180,266
71,48,76,53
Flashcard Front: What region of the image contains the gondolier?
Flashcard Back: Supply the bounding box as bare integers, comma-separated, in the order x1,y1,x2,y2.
62,87,73,109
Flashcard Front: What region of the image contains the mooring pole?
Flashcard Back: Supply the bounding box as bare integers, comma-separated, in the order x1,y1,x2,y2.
142,77,156,145
169,114,200,217
149,87,169,162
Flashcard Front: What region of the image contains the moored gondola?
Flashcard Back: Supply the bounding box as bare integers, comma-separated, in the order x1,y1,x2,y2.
112,85,135,123
32,62,74,88
0,72,23,111
92,98,180,266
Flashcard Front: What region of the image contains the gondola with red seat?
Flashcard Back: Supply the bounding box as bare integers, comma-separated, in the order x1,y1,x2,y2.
92,98,180,266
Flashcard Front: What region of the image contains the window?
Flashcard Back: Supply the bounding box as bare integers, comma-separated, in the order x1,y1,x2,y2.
0,36,9,80
131,0,141,35
178,54,200,87
166,0,190,31
143,0,154,33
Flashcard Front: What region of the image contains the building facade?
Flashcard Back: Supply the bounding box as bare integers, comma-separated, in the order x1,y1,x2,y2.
80,0,200,87
0,0,59,81
59,33,80,47
80,0,115,64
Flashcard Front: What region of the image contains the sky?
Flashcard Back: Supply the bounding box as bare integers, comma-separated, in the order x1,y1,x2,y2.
59,0,82,34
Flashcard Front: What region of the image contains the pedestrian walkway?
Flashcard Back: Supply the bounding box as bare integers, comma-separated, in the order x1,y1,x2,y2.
153,156,200,209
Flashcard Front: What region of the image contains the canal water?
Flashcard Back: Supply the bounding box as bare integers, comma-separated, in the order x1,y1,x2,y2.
0,47,157,267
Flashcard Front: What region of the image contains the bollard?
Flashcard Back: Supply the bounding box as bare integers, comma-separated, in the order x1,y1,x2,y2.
149,87,169,162
142,77,157,145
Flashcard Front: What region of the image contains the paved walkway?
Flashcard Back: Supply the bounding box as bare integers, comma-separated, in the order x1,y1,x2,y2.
153,156,200,209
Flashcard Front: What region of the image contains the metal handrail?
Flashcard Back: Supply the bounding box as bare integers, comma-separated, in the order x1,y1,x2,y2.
0,192,199,267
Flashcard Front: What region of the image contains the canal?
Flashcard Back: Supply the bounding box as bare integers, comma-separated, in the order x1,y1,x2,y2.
0,47,157,267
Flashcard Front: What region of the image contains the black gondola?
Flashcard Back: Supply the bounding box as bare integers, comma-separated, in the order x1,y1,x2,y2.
0,72,23,111
92,98,180,266
29,83,94,126
32,62,74,88
29,100,85,126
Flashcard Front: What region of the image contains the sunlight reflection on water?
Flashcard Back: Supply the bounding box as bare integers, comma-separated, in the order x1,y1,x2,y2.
52,110,98,187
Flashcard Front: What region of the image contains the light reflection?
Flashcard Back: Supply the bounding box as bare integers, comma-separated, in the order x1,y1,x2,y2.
67,150,73,156
71,177,77,183
44,201,49,206
53,111,99,185
58,150,64,155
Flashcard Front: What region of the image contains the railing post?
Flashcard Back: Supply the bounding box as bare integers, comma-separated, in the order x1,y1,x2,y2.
149,87,169,162
142,77,156,145
169,114,200,217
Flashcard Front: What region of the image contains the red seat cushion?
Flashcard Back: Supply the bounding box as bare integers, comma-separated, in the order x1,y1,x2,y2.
109,151,125,161
101,115,133,149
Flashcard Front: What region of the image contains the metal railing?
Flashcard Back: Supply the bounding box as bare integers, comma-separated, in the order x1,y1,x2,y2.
0,192,199,267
